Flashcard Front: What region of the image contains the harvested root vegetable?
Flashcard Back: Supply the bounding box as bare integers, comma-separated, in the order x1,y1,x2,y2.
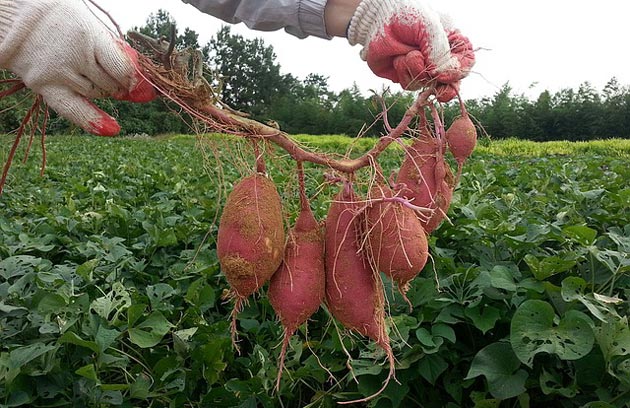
268,166,325,390
217,173,285,348
445,113,477,167
396,126,455,233
366,183,429,305
325,182,395,404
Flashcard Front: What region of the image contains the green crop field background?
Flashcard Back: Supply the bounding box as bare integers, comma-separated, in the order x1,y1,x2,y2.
1,135,630,407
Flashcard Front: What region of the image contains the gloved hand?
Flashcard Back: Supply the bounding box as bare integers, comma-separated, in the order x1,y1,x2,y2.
347,0,475,101
0,0,156,136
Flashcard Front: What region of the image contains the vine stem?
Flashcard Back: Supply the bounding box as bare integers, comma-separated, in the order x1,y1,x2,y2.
192,88,434,175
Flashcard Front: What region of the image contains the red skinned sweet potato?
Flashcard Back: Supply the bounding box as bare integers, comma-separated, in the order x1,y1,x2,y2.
268,201,325,390
446,113,477,166
325,182,394,404
366,183,429,303
396,128,455,233
217,174,285,347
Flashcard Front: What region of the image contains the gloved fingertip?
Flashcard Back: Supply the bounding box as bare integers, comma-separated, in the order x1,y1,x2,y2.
119,78,157,103
87,113,121,137
115,41,157,103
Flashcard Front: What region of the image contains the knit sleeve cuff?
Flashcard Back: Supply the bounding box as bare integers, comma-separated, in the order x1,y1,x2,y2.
286,0,331,40
348,0,400,46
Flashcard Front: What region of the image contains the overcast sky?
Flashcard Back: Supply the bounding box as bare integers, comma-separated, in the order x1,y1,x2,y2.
101,0,630,100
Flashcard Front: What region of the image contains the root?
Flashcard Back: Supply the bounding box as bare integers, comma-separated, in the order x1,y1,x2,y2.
1,95,47,195
228,294,246,354
338,341,397,405
274,327,293,392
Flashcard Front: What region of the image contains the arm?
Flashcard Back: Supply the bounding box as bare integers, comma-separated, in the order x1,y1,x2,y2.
182,0,358,39
183,0,474,98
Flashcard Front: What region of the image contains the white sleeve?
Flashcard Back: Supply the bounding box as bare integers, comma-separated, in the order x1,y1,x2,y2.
181,0,331,39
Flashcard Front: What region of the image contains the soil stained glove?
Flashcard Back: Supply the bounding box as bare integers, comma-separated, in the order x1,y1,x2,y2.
347,0,475,101
0,0,156,136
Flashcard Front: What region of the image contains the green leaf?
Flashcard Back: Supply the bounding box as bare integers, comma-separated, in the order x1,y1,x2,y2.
561,277,620,322
487,266,518,292
130,374,152,400
90,282,131,323
465,305,501,334
75,364,99,382
95,326,121,354
510,300,594,367
417,354,448,385
9,343,56,368
593,316,630,361
58,331,100,353
127,303,147,328
466,342,527,400
563,225,597,245
524,255,577,280
76,259,99,282
37,293,67,313
432,324,456,344
128,312,173,348
539,368,577,398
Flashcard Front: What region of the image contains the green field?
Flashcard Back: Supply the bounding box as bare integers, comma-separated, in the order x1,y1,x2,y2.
1,135,630,407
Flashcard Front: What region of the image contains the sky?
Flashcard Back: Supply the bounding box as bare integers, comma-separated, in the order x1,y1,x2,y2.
100,0,630,100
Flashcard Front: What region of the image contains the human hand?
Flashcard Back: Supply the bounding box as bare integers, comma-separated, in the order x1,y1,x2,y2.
0,0,156,136
347,0,475,101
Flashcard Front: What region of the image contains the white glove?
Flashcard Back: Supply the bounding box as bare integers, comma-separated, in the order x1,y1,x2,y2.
347,0,475,100
0,0,155,136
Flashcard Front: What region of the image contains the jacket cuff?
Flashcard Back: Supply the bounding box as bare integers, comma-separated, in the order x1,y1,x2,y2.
288,0,331,39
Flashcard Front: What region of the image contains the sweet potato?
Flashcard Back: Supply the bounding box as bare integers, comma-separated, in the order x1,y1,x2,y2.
268,201,325,390
395,132,455,233
325,182,395,404
446,113,477,166
366,183,429,303
217,174,285,347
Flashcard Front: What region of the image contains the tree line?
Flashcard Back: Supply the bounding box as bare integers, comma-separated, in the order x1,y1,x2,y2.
1,10,629,141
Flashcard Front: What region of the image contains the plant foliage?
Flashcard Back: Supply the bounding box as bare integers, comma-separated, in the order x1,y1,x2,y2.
1,135,630,407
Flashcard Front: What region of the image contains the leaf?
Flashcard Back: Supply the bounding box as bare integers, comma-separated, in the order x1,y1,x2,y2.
94,325,122,354
539,368,577,398
130,374,152,400
37,293,67,313
415,327,444,354
5,343,56,384
561,277,619,322
466,342,527,400
147,283,175,310
58,332,100,354
562,225,597,245
465,305,501,334
593,316,630,361
127,303,147,328
484,265,518,292
75,364,99,382
76,259,99,282
510,300,594,367
0,255,50,279
0,302,28,314
432,324,456,344
128,312,173,348
90,282,132,323
524,255,577,280
417,354,448,385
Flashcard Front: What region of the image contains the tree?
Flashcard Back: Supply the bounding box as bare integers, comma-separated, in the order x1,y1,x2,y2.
206,26,285,117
